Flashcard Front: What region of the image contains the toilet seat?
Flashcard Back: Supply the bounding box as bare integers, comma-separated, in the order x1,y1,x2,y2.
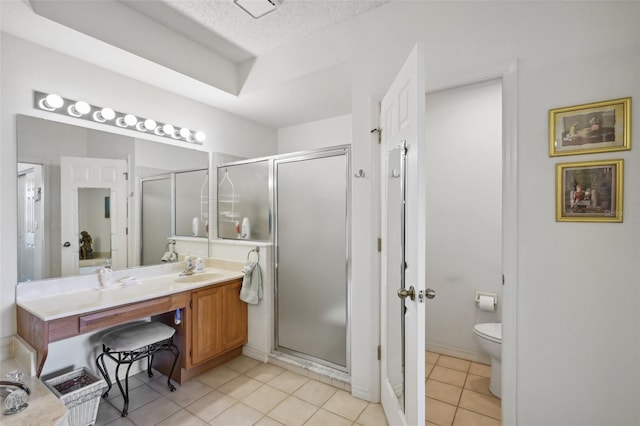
473,323,502,344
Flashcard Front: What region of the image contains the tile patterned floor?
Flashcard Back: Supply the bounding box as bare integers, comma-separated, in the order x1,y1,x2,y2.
95,356,389,426
95,352,500,426
425,351,501,426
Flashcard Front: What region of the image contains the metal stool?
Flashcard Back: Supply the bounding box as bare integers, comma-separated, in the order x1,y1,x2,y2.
96,322,179,417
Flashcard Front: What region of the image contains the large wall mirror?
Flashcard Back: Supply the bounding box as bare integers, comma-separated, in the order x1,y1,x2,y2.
17,115,210,283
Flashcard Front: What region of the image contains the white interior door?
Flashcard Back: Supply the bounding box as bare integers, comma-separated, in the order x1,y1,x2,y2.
60,157,127,276
380,44,426,426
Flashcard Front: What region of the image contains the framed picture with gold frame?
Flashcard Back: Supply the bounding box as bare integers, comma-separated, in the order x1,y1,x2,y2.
556,159,623,222
549,97,631,156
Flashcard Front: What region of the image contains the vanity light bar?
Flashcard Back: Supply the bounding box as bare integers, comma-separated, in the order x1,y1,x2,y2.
33,91,206,145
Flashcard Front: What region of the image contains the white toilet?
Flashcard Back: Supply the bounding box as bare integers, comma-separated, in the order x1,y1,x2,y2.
473,322,502,398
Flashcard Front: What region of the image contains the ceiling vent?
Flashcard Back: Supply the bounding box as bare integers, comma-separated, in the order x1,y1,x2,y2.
234,0,280,19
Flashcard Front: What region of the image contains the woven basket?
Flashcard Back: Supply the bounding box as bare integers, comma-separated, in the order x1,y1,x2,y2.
45,368,106,426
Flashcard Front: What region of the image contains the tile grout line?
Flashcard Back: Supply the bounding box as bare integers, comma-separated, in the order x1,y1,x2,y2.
101,356,388,426
426,351,501,426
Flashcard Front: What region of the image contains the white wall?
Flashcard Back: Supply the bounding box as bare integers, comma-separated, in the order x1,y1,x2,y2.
515,44,639,426
208,241,274,363
340,2,640,424
0,34,277,341
424,80,502,363
277,114,352,154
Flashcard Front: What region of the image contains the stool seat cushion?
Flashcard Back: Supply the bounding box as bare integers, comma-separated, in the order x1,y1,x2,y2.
102,322,176,352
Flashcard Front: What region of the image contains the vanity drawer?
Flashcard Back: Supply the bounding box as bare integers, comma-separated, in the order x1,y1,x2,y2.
79,296,174,333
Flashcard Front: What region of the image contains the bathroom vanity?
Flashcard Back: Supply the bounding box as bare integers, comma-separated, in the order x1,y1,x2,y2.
16,263,247,384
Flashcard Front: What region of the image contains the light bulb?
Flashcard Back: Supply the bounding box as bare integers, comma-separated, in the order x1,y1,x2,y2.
162,124,174,135
101,108,115,120
136,118,157,132
93,107,115,123
116,114,138,127
68,101,91,117
179,128,191,139
39,94,64,111
144,119,157,130
194,131,206,143
124,114,137,126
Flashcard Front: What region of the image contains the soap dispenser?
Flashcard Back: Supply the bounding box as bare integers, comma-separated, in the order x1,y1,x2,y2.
195,256,204,272
240,217,251,240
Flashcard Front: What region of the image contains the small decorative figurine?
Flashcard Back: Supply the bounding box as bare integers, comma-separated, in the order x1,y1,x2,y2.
79,230,94,260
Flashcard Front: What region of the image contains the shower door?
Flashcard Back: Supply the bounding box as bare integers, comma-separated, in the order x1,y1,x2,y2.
275,148,350,371
141,176,172,265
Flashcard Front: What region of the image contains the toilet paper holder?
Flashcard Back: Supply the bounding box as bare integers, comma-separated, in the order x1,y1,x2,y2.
475,291,497,306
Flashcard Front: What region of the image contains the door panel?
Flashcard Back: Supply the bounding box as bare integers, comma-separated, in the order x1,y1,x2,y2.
60,157,127,276
192,286,223,364
380,44,426,426
223,280,248,350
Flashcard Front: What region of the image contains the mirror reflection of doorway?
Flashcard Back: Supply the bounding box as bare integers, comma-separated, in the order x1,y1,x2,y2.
77,188,112,274
60,156,128,276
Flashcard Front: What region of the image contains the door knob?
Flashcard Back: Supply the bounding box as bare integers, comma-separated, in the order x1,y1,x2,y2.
63,242,71,247
397,286,416,301
425,288,436,299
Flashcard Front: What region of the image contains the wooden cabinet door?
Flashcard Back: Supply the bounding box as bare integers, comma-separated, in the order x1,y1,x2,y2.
222,280,248,350
191,286,223,364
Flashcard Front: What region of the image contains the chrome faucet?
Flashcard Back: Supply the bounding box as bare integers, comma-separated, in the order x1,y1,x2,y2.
0,381,31,415
179,257,195,276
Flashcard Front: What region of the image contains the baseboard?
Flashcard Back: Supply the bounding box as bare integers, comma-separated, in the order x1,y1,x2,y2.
242,345,269,363
425,341,490,365
351,383,377,402
268,351,351,392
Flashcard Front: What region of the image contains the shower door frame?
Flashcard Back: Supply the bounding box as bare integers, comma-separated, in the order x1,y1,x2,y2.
273,145,352,373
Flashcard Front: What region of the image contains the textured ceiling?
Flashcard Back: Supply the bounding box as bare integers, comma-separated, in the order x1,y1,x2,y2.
162,0,389,58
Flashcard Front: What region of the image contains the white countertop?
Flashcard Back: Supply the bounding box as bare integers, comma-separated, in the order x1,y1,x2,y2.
0,337,68,425
1,358,68,426
17,260,244,322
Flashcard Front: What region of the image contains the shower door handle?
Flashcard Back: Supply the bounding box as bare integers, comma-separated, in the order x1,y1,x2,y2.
397,286,416,301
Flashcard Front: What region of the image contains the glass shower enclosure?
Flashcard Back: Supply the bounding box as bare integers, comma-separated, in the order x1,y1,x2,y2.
217,146,350,372
275,149,350,371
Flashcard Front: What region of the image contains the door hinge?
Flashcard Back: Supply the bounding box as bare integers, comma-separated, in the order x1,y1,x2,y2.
371,128,382,144
377,345,381,361
189,349,192,358
189,300,192,309
123,172,129,180
377,238,382,252
125,227,128,235
502,274,505,285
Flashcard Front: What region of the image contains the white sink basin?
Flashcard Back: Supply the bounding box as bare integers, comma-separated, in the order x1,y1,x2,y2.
174,272,225,284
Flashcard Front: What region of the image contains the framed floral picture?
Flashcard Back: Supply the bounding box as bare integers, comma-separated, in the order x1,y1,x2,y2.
556,159,623,222
549,97,631,156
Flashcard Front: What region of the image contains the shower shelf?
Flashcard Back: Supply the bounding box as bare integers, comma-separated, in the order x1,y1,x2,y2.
221,211,241,218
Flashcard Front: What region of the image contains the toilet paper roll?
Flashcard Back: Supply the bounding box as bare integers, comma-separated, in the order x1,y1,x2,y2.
478,295,496,312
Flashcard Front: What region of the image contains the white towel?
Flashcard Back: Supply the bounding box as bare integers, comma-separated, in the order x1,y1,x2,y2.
240,260,263,304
